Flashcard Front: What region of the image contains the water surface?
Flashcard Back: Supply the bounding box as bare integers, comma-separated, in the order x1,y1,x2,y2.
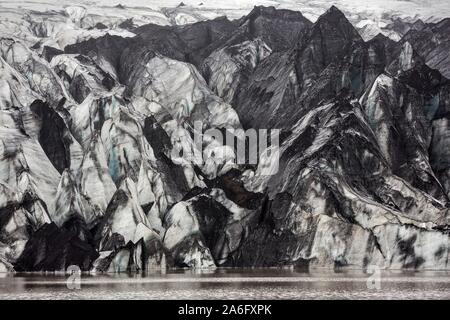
0,269,449,300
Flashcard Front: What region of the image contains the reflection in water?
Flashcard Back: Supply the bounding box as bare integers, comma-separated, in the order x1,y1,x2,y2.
0,269,449,300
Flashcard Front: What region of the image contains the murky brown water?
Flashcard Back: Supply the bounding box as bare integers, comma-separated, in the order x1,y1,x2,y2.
0,269,449,299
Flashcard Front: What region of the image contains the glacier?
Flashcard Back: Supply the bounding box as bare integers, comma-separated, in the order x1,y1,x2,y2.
0,2,449,272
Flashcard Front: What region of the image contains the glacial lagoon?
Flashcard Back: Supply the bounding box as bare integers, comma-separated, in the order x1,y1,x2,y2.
0,269,449,300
